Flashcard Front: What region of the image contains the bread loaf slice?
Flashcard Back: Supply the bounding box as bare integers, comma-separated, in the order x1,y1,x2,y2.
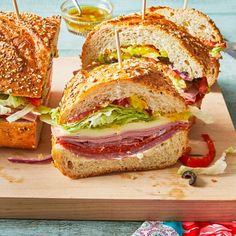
81,14,219,86
148,6,224,46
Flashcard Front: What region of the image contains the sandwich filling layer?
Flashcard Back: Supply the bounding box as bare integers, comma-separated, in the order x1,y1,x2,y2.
52,96,191,160
55,121,189,159
97,45,210,104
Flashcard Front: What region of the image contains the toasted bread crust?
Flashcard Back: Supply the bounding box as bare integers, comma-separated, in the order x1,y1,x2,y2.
52,130,188,179
59,59,187,124
148,6,224,44
0,118,42,149
0,12,61,98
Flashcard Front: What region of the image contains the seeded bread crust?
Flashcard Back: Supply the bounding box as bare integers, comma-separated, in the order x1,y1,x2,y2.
81,13,219,86
59,58,188,124
148,6,224,45
0,118,42,149
0,12,61,98
52,129,188,179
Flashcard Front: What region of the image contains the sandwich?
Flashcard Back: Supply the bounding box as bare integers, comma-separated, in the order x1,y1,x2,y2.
51,58,193,179
148,6,226,58
81,14,219,105
0,12,61,149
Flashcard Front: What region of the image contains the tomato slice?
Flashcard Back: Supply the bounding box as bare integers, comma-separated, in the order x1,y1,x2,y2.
68,108,100,123
112,98,130,107
68,98,131,123
28,98,41,107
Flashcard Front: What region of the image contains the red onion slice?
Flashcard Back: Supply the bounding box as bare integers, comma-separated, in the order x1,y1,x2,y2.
8,155,52,164
172,69,193,81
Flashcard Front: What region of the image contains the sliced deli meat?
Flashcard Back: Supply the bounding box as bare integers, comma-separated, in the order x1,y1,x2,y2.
55,121,189,159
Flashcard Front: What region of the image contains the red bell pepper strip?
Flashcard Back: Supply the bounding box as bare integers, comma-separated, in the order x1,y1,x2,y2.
180,134,216,167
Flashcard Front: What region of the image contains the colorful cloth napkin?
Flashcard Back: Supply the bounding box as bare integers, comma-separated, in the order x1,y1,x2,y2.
132,221,236,236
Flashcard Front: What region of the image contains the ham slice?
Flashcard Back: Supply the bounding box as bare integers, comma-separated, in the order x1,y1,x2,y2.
181,84,199,103
55,121,189,160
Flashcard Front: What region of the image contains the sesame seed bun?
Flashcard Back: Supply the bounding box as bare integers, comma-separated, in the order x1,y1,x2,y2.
58,58,188,124
0,12,61,98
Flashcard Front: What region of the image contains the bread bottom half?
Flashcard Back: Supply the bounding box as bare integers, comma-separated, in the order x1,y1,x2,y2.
0,118,43,149
52,130,188,179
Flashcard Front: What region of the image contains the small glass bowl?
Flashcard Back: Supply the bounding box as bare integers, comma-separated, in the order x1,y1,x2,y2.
60,0,113,36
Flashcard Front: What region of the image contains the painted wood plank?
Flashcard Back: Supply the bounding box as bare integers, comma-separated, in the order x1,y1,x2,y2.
0,220,140,236
1,0,236,14
219,53,236,128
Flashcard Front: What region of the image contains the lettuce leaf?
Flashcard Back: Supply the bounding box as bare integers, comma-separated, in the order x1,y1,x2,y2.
39,105,152,132
38,107,59,125
188,105,214,124
0,95,26,108
34,105,53,115
209,46,222,58
62,105,153,133
38,103,191,134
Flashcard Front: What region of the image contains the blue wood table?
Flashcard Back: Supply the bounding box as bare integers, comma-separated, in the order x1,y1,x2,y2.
0,0,236,235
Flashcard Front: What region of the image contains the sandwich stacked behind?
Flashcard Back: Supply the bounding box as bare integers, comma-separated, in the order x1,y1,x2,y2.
51,58,192,178
81,13,221,105
0,13,60,149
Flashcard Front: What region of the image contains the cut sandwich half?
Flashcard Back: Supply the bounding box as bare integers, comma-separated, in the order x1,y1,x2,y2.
50,58,192,179
148,6,226,59
0,12,61,149
81,14,219,105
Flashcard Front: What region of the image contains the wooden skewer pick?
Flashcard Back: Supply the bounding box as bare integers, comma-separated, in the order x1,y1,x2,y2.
71,0,82,16
12,0,20,20
183,0,188,9
115,29,122,69
142,0,146,20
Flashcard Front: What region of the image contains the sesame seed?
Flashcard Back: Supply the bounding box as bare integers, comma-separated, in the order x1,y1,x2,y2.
43,37,49,43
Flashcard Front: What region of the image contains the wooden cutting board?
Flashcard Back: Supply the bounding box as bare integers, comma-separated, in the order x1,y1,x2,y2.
0,57,236,221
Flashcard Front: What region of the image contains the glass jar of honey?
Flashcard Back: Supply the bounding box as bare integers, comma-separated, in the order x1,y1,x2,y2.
61,0,113,36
